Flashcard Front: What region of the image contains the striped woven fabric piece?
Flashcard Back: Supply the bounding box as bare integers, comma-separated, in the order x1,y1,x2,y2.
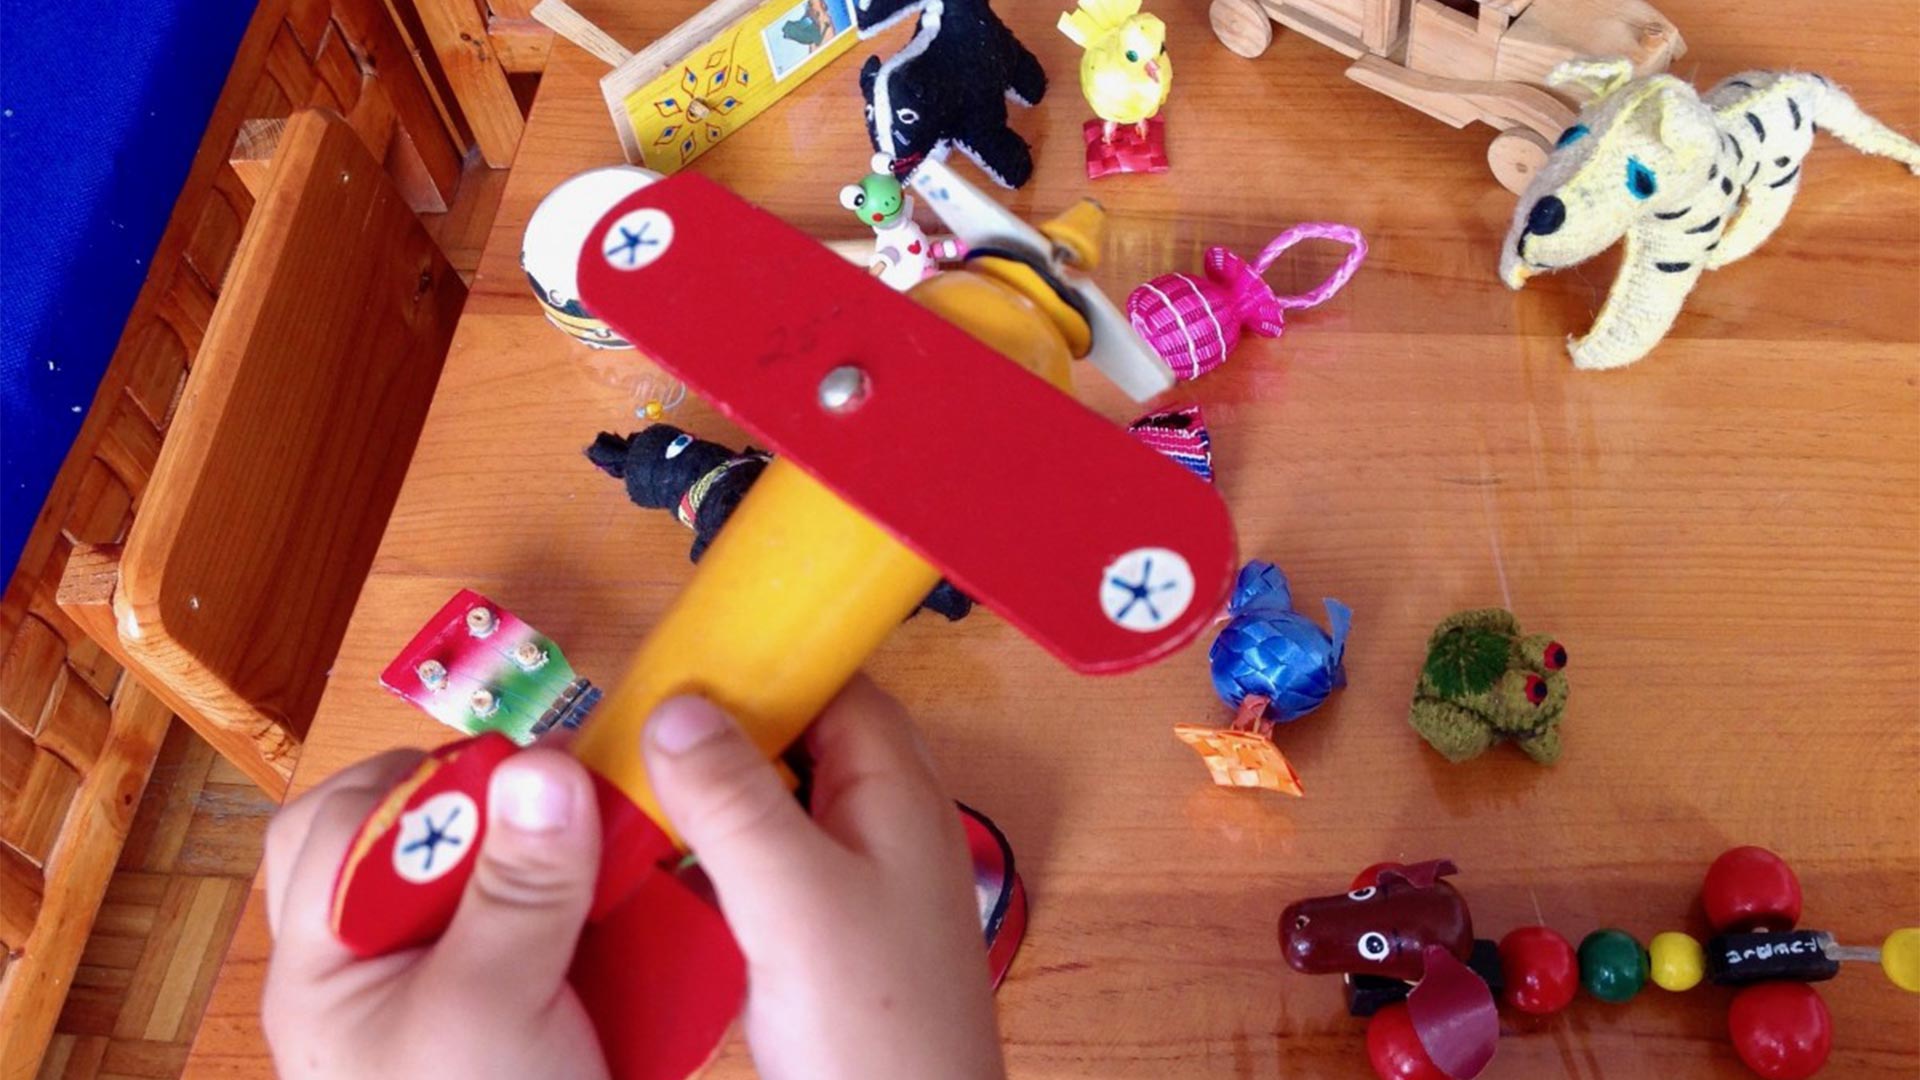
1127,404,1213,483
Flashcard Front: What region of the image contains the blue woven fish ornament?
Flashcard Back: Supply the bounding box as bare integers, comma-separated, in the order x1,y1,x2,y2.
1208,562,1351,721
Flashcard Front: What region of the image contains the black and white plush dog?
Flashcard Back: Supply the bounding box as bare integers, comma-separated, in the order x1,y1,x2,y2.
856,0,1046,188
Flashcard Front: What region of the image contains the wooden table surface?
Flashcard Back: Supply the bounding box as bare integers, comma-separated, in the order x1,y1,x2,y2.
188,0,1920,1075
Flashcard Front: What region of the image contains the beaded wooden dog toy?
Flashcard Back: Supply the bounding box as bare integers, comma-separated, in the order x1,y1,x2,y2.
1280,848,1919,1080
1503,60,1920,371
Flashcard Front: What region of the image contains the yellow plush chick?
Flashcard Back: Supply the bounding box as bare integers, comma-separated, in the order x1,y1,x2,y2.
1058,0,1171,140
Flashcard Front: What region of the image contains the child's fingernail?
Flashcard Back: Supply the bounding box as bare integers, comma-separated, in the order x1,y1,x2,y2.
492,760,573,833
647,697,729,755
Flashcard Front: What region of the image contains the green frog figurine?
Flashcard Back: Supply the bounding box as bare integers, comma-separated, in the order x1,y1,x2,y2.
1409,609,1569,764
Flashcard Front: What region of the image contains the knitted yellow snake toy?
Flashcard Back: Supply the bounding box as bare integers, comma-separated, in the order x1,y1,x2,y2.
1502,59,1920,370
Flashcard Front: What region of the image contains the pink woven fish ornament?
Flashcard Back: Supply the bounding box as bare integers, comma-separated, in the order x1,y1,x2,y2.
1126,223,1366,382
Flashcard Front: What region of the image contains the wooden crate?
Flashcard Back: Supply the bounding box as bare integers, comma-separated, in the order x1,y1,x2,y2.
0,0,512,1073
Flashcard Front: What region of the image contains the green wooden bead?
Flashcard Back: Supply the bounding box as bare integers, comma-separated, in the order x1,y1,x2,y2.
1579,928,1650,1003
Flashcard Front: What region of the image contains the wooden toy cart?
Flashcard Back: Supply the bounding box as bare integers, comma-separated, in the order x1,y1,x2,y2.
1208,0,1685,192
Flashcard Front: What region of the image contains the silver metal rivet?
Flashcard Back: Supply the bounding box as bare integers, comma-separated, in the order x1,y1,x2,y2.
417,659,448,690
602,208,674,271
468,688,498,716
818,365,869,413
1100,547,1196,632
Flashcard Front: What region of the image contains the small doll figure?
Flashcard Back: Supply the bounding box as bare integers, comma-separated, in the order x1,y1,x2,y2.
1058,0,1171,178
839,153,964,292
587,425,974,621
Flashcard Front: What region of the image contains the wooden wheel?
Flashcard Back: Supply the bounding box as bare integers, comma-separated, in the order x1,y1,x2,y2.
1210,0,1273,59
1488,128,1553,195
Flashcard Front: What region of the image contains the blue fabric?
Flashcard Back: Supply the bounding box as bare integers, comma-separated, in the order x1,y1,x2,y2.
1,0,252,578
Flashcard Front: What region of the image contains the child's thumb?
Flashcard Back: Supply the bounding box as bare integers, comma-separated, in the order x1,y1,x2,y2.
643,697,829,936
428,749,601,1005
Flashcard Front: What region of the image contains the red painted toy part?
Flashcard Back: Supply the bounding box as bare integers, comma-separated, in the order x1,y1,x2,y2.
960,804,1027,988
1366,1004,1448,1080
574,869,747,1080
576,174,1236,674
331,733,518,957
1351,862,1407,891
1703,846,1803,934
1728,982,1832,1080
1497,926,1579,1016
1405,946,1499,1080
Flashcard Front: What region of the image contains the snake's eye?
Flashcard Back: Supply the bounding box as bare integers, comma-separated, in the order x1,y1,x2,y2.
1556,124,1590,148
664,433,695,459
1347,887,1377,901
1358,932,1391,962
1627,157,1658,199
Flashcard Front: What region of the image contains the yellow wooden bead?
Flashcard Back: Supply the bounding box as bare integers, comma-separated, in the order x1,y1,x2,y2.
1648,931,1705,992
1883,928,1920,993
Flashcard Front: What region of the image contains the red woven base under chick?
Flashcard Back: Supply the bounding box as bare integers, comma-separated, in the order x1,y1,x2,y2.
1084,118,1169,179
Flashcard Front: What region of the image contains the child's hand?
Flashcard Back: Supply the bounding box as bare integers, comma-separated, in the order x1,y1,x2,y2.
261,744,608,1079
259,678,1003,1079
645,679,1005,1080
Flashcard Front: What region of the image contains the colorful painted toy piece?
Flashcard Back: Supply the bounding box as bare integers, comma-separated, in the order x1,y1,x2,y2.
1408,609,1567,764
330,162,1232,1080
1210,561,1351,722
597,0,860,171
1290,848,1915,1080
1279,860,1497,1079
839,152,965,290
380,590,599,744
1058,0,1171,177
1126,224,1365,383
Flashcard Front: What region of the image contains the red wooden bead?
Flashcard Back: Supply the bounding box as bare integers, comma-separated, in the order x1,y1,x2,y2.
1366,1003,1449,1080
1703,846,1803,933
1727,982,1832,1080
1351,862,1407,890
1498,925,1579,1015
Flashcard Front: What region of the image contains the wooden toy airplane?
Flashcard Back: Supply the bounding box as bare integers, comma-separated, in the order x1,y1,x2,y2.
329,160,1230,1079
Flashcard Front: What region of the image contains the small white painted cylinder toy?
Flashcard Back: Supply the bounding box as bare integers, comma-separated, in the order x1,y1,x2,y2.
521,165,664,349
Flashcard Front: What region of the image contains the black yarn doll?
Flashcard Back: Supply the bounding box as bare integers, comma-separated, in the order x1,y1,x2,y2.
587,425,974,621
856,0,1047,189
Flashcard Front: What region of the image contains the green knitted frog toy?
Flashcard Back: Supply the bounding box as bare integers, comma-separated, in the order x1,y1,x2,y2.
1409,609,1569,764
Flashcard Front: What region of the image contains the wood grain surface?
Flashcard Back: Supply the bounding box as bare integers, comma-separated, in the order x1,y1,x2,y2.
189,0,1919,1075
103,110,463,793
